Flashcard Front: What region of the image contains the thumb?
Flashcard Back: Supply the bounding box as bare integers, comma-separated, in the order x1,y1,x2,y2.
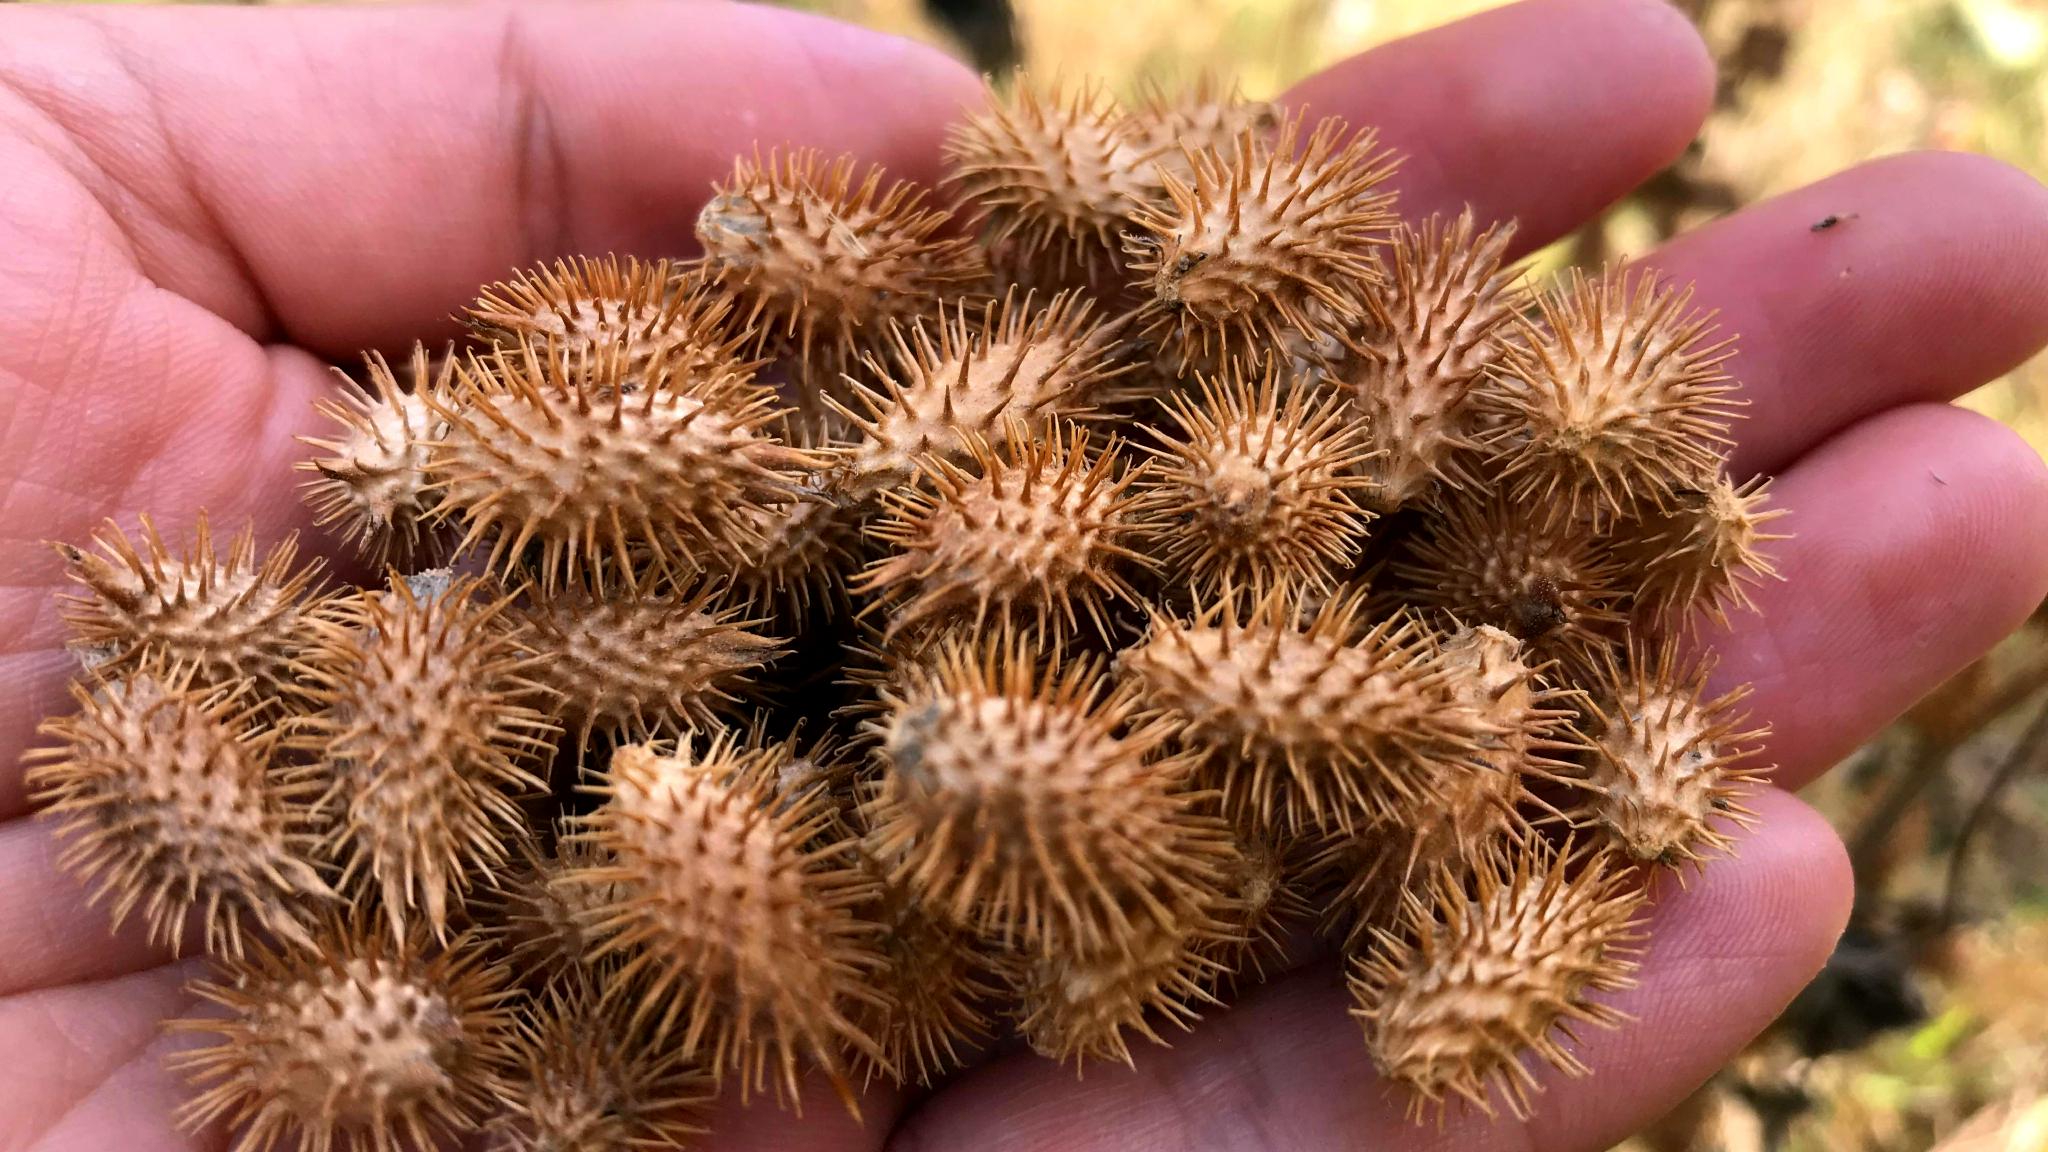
0,0,981,357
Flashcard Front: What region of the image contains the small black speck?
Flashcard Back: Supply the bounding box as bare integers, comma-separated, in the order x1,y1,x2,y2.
1811,212,1859,232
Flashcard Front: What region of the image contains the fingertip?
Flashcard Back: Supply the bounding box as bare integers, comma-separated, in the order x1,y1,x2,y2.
1514,791,1849,1152
1879,147,2048,218
1603,0,1717,154
1806,151,2048,323
1655,147,2048,473
1284,0,1716,247
1647,789,1852,975
1827,402,2048,624
764,3,984,182
1559,0,1718,170
1712,403,2048,788
1937,404,2048,620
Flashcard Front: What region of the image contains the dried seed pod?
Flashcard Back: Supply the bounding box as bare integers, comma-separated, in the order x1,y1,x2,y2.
944,75,1157,287
1625,474,1787,630
1011,893,1231,1068
23,665,332,958
170,917,517,1152
476,824,616,982
752,725,862,812
1118,588,1493,833
860,626,1233,955
1127,110,1400,372
1311,801,1528,954
1300,821,1407,948
1312,626,1582,950
54,513,328,690
293,574,558,937
1439,625,1585,774
1391,496,1629,677
711,719,863,844
1327,211,1521,510
855,421,1152,643
1580,641,1767,869
1477,269,1742,522
1349,837,1644,1121
832,619,953,736
567,736,887,1108
720,469,860,628
1207,831,1312,984
490,967,715,1152
694,148,988,379
515,573,786,751
1129,364,1377,594
466,255,750,381
847,852,1001,1088
424,341,825,594
830,289,1125,498
297,344,451,566
1125,74,1281,185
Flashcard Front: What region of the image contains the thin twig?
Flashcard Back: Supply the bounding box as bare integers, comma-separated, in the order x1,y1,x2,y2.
1944,649,2048,741
1848,734,1955,891
1940,694,2048,931
1846,653,2048,889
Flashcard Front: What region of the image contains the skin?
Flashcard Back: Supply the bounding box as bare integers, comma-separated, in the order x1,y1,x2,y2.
1,0,2046,1148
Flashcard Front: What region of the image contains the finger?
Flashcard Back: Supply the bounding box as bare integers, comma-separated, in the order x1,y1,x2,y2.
0,0,978,358
0,965,198,1150
885,789,1849,1152
1632,150,2048,477
0,819,183,994
1285,0,1713,254
19,1020,223,1152
1707,403,2048,790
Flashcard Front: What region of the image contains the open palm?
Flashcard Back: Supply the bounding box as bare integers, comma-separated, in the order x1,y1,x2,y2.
3,0,2047,1149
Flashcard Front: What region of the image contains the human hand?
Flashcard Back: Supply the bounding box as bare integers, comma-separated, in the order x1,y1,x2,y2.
2,0,2046,1149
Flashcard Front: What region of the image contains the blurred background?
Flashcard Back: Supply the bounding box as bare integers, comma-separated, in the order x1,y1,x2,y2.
787,2,2048,1149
